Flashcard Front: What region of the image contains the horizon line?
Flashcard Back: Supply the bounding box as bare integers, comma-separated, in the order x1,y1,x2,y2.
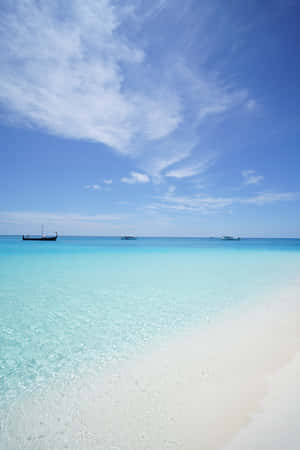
1,234,300,239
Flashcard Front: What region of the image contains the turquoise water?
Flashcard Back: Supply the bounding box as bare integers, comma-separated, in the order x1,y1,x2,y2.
1,236,300,409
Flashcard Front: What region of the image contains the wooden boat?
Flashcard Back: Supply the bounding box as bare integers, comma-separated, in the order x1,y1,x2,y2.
22,233,57,241
22,225,58,241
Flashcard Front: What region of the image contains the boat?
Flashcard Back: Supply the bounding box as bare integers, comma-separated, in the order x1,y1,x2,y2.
221,236,240,241
121,236,137,240
22,225,58,241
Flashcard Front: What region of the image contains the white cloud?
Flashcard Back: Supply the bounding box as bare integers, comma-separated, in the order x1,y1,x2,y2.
151,193,234,213
168,185,176,193
242,192,297,205
0,211,121,224
166,166,201,179
246,99,257,111
84,184,101,190
0,0,181,153
149,191,298,214
121,171,150,184
0,210,124,235
0,0,250,174
136,60,248,179
175,61,248,121
136,130,199,181
104,179,113,185
165,158,215,179
242,170,264,185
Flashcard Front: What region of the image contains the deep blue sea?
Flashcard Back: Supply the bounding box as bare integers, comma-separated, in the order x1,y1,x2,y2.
1,236,300,410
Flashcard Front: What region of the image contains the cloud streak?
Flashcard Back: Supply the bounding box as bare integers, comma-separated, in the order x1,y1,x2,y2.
0,210,123,226
0,210,126,235
0,0,181,153
0,0,251,179
242,170,264,185
165,158,215,179
84,184,101,190
121,171,150,184
149,191,298,214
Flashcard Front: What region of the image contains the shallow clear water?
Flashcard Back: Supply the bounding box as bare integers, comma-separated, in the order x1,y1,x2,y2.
1,236,300,408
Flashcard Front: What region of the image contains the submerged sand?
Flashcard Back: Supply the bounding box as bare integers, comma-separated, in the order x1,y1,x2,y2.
1,279,300,449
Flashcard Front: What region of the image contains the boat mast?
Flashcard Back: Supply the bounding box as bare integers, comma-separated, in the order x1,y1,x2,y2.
41,224,45,237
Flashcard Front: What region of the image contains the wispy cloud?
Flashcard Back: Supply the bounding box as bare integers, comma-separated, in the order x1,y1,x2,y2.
150,193,233,213
137,131,198,180
165,158,215,179
137,60,248,179
242,170,264,185
121,171,150,184
245,99,257,111
0,211,121,224
167,185,176,193
0,209,177,236
0,0,180,153
0,0,251,177
0,210,127,235
84,184,101,190
175,61,248,121
104,179,113,185
148,191,298,214
242,192,296,205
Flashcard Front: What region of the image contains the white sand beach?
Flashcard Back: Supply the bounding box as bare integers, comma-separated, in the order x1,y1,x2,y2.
2,279,300,450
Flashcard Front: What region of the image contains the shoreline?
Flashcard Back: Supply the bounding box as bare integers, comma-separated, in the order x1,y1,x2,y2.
2,278,300,449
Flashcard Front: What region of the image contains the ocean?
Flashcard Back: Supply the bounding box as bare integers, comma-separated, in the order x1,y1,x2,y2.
1,236,300,449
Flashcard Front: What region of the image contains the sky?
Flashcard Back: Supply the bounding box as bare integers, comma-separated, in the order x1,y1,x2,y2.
1,0,300,236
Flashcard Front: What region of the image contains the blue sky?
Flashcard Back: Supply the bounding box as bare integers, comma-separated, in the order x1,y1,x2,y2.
1,0,300,236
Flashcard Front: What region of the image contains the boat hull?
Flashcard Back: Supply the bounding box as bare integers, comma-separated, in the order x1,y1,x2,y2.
221,236,240,241
22,236,57,241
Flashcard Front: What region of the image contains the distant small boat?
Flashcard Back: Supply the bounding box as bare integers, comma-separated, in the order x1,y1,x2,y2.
22,225,58,241
221,236,240,241
121,236,137,240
